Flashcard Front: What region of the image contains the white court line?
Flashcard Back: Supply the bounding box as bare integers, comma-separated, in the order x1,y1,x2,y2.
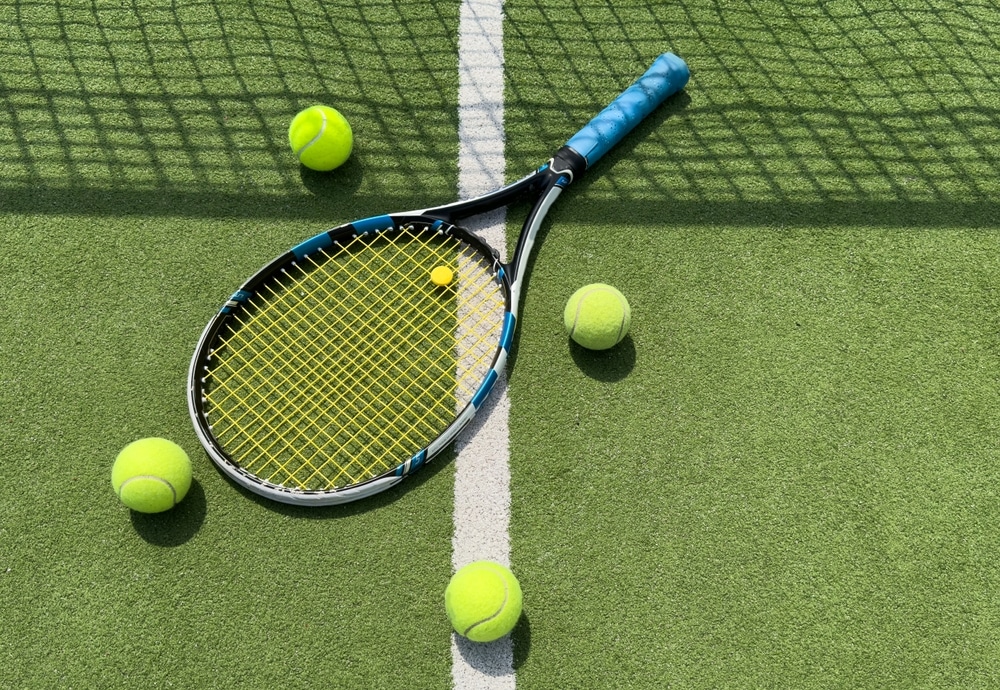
452,0,515,688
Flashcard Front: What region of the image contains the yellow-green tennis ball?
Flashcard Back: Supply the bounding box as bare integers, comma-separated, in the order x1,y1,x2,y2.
445,561,523,643
564,283,632,350
111,438,192,514
288,105,353,172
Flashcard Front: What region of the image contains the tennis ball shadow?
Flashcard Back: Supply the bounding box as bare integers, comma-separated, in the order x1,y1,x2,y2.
511,612,532,669
298,155,363,200
453,612,531,671
569,335,636,382
129,479,207,547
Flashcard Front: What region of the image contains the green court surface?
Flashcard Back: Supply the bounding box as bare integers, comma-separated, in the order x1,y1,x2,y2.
2,0,999,688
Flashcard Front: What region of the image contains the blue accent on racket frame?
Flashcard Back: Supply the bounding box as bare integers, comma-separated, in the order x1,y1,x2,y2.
221,289,253,314
352,215,394,235
472,370,499,409
396,450,427,476
500,312,516,352
292,232,334,260
410,450,427,472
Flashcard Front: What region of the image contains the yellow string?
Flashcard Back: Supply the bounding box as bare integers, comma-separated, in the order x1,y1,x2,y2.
202,226,506,492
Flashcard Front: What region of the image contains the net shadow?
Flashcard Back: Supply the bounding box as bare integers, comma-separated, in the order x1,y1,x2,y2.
0,0,460,218
0,0,997,227
504,0,1000,229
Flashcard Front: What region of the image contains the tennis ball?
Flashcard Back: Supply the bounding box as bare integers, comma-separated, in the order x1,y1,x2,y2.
288,105,353,171
445,561,523,643
563,283,631,350
430,265,454,287
112,438,192,514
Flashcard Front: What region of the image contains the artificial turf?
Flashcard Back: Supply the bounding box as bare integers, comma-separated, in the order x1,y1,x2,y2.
2,0,999,687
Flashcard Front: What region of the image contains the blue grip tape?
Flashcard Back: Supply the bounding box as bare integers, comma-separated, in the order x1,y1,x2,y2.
564,52,689,168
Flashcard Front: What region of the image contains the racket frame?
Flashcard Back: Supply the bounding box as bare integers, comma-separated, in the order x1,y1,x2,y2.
188,52,689,505
187,164,570,504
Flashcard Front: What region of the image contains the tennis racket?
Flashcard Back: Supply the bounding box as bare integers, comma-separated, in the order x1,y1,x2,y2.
188,52,690,505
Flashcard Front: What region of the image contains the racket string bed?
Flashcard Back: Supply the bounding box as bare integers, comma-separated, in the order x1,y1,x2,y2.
200,225,506,492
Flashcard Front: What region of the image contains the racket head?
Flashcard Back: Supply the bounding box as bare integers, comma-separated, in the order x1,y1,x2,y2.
187,216,513,505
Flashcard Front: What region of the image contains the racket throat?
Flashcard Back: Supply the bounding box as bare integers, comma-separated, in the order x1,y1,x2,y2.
508,181,565,311
549,146,589,181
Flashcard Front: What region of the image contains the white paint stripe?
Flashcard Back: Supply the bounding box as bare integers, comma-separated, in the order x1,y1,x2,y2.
458,0,506,200
452,0,514,688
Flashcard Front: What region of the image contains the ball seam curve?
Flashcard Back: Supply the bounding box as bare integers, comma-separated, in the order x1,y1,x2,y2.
295,108,329,156
569,285,628,345
117,475,178,506
462,572,510,637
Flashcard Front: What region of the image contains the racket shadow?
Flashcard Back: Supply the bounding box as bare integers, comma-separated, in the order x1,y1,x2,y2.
202,446,456,519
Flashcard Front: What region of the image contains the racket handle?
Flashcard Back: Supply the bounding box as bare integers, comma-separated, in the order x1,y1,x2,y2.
564,52,689,169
